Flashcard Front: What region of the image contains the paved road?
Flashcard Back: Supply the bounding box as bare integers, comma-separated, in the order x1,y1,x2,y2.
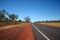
32,23,60,40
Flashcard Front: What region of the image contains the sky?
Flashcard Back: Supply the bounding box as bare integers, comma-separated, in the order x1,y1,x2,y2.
0,0,60,22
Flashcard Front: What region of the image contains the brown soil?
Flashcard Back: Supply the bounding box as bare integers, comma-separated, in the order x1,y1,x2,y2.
0,23,35,40
15,23,35,40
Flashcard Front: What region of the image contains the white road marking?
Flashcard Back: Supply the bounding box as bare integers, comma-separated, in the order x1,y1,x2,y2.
32,24,50,40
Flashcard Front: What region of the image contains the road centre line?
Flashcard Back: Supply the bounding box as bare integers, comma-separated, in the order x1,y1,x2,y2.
32,24,50,40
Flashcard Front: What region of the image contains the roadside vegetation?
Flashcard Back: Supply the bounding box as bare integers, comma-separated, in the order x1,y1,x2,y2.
35,20,60,27
0,9,31,27
35,20,60,23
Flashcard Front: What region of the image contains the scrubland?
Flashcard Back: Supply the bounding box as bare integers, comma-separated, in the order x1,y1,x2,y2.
39,23,60,27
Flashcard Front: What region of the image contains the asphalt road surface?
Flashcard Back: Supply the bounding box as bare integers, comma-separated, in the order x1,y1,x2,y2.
32,23,60,40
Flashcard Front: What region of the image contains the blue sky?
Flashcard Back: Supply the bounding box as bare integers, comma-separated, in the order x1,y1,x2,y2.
0,0,60,22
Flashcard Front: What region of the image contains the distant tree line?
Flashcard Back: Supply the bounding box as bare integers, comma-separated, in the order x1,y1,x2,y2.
45,20,60,23
0,9,31,23
35,20,60,23
0,9,18,22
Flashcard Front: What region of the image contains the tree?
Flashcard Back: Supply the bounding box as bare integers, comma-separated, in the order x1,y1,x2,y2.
0,9,7,21
24,16,30,23
18,20,22,22
8,14,18,22
1,9,6,14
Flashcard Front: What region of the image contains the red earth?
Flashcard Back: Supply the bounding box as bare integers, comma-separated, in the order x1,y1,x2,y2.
0,23,35,40
15,23,35,40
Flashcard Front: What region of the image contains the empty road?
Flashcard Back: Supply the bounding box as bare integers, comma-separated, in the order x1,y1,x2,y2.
32,23,60,40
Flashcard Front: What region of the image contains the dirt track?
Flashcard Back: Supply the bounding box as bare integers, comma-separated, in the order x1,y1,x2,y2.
0,23,35,40
15,23,35,40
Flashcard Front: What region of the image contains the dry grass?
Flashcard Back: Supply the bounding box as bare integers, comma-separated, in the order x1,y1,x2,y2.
39,23,60,27
0,22,28,30
0,22,17,27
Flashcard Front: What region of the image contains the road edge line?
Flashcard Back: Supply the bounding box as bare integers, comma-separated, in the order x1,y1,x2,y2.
32,24,50,40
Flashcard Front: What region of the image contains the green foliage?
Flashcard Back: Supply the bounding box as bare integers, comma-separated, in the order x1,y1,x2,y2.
35,20,60,23
8,14,18,22
18,20,22,22
0,9,18,22
0,9,7,21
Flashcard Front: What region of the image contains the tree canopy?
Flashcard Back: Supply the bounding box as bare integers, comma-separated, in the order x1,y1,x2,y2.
0,9,18,22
